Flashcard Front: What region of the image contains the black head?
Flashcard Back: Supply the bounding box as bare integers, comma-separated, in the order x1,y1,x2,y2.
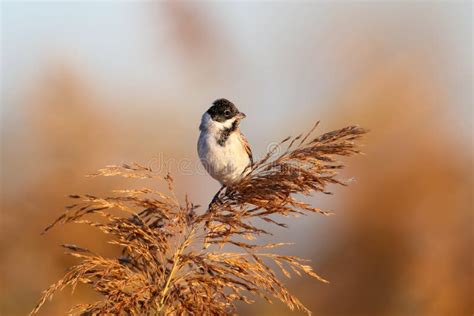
207,98,242,123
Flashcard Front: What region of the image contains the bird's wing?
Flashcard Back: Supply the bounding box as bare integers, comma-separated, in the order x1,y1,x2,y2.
240,132,253,165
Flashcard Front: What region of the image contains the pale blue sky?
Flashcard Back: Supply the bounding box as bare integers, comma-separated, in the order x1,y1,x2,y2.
3,1,470,118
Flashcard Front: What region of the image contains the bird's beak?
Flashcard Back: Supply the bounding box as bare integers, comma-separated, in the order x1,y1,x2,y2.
236,112,246,120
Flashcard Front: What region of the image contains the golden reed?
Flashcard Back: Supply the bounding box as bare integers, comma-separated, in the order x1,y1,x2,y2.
32,122,367,315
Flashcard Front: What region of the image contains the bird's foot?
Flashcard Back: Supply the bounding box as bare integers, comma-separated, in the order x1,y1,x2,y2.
208,185,226,211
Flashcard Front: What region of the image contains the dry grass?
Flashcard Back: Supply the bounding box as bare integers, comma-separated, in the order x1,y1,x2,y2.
31,122,367,315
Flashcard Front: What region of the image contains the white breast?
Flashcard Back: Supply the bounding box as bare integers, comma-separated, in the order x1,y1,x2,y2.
198,113,251,185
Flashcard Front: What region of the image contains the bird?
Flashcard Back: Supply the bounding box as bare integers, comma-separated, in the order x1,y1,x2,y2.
198,98,253,190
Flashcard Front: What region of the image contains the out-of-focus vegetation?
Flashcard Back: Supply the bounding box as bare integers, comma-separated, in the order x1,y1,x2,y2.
1,2,472,315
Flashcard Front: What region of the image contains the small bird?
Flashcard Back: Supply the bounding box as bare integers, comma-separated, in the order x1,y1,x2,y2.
198,98,253,187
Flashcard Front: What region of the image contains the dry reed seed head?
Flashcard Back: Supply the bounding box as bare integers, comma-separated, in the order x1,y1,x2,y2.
31,123,367,315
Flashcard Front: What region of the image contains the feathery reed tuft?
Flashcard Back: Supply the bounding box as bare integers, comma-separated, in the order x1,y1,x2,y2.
31,123,367,315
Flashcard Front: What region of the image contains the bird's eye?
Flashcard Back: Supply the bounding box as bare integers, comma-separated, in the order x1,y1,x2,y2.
224,110,231,117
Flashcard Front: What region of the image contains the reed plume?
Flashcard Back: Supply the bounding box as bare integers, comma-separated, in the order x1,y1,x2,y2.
31,122,367,315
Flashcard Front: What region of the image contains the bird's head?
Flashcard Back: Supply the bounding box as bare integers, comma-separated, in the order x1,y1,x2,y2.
200,98,246,132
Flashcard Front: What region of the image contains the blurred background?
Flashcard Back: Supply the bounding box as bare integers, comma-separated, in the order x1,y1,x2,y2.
1,2,472,315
